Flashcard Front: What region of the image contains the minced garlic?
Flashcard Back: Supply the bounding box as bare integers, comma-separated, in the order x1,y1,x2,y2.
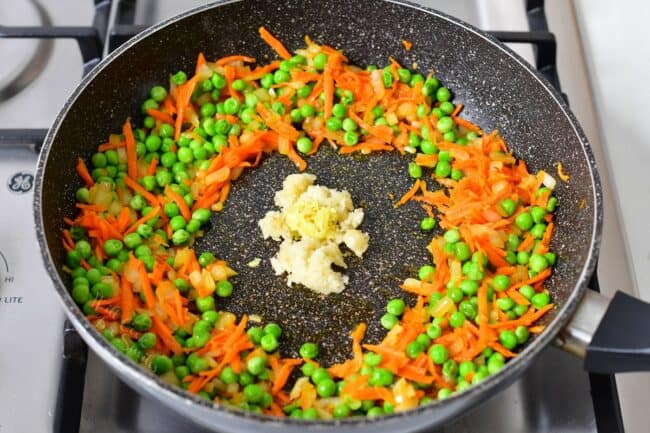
258,173,369,295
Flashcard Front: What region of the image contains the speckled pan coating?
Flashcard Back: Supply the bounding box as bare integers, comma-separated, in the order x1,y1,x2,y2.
33,1,601,432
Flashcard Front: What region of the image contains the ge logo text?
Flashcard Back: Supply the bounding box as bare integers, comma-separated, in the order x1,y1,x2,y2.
7,172,34,194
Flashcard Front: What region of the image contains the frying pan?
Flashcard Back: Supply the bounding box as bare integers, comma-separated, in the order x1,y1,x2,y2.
33,1,650,432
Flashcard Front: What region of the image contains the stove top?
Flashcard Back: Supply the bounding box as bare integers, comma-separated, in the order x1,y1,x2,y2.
0,1,630,432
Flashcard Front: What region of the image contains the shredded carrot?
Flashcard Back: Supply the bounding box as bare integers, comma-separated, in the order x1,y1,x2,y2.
76,158,95,187
174,75,199,141
123,176,160,207
125,206,160,234
216,55,256,66
394,180,422,207
120,276,134,324
123,118,138,180
164,186,191,221
146,108,175,125
402,39,413,51
151,315,183,355
258,26,292,60
97,141,125,152
147,157,158,176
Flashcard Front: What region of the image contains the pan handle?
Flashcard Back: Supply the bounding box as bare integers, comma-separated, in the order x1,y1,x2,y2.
558,289,650,373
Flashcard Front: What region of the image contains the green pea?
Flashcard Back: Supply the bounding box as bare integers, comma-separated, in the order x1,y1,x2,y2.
260,333,279,352
311,367,330,384
342,118,358,132
515,212,534,230
151,355,173,374
409,73,425,87
299,342,319,359
447,287,463,304
198,252,215,267
316,379,336,397
442,359,458,380
75,187,90,203
515,325,530,344
420,139,437,155
405,340,423,359
155,170,171,187
547,196,559,212
332,103,346,118
299,103,315,118
210,73,226,89
123,233,142,250
138,332,157,350
216,280,233,297
531,223,547,239
433,159,451,178
487,352,505,374
313,53,328,70
172,229,190,245
103,239,123,257
429,344,448,364
145,135,161,152
444,229,461,243
343,130,359,146
531,291,551,309
264,323,282,338
449,311,466,328
420,217,436,232
529,253,549,273
545,252,556,266
288,108,303,124
72,284,90,304
301,362,316,377
111,338,128,353
296,136,313,154
238,371,254,386
496,297,515,311
195,295,215,312
333,403,350,418
359,353,381,369
326,117,342,131
247,355,267,376
454,242,471,261
436,116,454,133
243,383,263,403
91,152,107,169
247,326,264,344
408,162,423,179
459,279,479,296
500,198,517,216
380,313,398,330
493,275,510,291
499,330,518,350
518,285,535,300
369,368,394,387
418,265,435,283
220,366,238,384
169,215,187,231
517,251,530,265
141,98,158,114
192,208,210,224
296,85,312,99
438,101,454,115
443,131,457,142
74,240,91,259
436,86,451,102
386,298,406,316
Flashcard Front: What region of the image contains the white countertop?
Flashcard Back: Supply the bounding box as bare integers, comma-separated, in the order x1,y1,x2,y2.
565,2,650,432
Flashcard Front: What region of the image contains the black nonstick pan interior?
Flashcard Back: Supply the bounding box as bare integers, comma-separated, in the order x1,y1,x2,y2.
36,0,600,425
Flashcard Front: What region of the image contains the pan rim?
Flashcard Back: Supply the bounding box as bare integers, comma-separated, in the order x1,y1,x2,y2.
33,0,603,428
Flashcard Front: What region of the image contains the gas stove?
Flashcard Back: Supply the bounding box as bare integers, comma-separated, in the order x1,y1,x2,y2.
0,1,636,432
